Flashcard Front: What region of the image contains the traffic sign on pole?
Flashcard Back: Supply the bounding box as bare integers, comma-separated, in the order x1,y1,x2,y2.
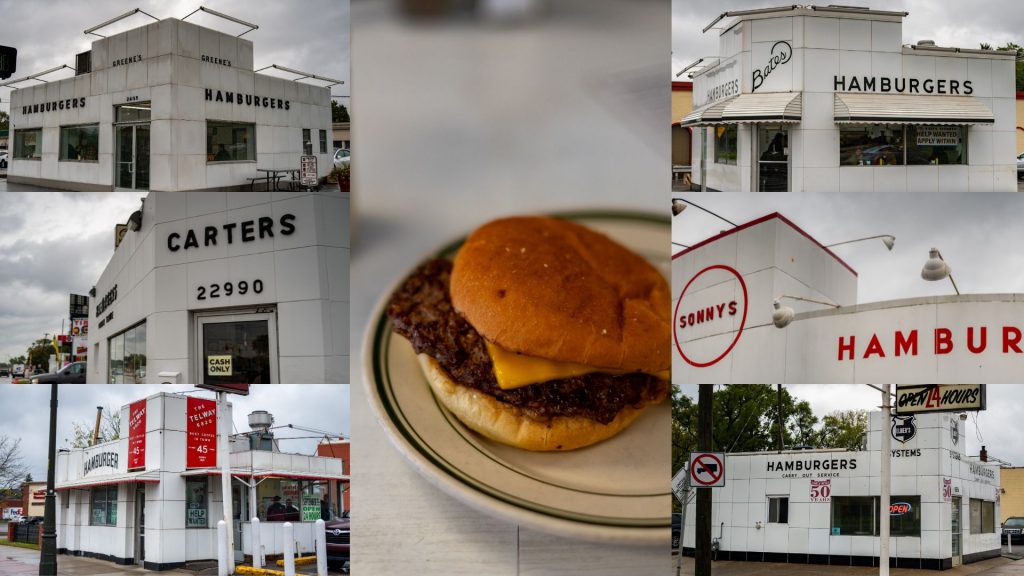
689,452,725,487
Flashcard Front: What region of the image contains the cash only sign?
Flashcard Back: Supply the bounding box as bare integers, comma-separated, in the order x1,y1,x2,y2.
894,384,986,414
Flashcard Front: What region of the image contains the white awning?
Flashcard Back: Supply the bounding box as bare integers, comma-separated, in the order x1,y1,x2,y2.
180,468,349,482
833,93,994,125
720,92,802,124
681,92,802,126
56,470,161,491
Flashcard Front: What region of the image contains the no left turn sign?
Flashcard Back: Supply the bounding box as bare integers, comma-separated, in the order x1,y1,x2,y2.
689,452,725,487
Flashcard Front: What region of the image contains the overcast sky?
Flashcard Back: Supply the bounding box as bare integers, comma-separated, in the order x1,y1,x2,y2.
0,193,147,362
0,384,349,481
678,384,1024,467
672,0,1023,78
0,0,349,112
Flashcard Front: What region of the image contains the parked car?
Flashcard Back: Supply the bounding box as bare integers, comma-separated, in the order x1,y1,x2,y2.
0,151,8,169
333,148,350,168
12,364,25,378
324,510,350,572
31,362,87,384
1017,152,1024,180
0,366,9,377
1003,517,1024,544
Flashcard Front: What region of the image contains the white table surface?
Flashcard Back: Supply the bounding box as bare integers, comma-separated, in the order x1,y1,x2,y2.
350,2,670,573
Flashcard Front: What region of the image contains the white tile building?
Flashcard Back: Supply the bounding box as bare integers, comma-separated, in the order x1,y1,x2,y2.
87,191,349,384
681,5,1017,191
7,18,334,191
56,393,348,570
680,412,1001,570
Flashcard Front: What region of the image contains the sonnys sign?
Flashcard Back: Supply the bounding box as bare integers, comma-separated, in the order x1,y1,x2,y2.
895,385,986,414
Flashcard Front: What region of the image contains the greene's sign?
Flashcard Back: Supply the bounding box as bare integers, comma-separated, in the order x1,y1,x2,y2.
895,384,986,414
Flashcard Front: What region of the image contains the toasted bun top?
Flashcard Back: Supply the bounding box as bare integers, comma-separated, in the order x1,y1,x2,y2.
450,216,670,373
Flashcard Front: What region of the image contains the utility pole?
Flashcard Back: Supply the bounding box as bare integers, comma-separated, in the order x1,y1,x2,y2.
39,383,58,575
777,384,785,452
696,384,713,576
880,385,891,576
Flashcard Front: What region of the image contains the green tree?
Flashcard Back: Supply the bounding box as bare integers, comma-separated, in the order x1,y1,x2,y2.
65,407,122,449
0,110,8,130
8,355,26,366
26,338,55,372
816,409,869,451
331,100,350,123
981,42,1024,91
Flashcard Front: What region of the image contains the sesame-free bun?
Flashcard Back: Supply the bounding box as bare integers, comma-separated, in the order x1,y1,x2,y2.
417,354,660,451
450,216,670,373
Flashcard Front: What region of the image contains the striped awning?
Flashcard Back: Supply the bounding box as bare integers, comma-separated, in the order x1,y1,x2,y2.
681,92,802,126
834,93,994,125
56,470,161,491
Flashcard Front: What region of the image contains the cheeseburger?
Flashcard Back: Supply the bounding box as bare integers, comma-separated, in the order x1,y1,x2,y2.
387,216,670,451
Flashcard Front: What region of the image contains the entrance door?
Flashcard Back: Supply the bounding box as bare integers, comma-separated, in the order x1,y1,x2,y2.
134,485,146,565
232,485,245,562
951,496,962,567
756,125,789,192
116,124,150,190
195,310,278,384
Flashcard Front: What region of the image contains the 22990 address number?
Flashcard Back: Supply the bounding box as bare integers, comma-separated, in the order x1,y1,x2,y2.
197,280,264,300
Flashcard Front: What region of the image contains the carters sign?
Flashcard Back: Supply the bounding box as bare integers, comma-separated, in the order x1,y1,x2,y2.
895,384,986,414
673,264,748,368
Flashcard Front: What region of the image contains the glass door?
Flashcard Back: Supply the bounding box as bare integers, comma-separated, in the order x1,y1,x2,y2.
756,125,789,192
114,103,151,190
951,496,962,566
195,310,278,384
135,125,150,190
117,125,135,189
134,485,145,565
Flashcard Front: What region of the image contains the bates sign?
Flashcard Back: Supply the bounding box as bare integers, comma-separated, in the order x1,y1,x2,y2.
674,265,748,368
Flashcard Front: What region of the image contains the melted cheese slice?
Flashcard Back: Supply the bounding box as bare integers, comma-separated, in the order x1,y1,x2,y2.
485,341,668,390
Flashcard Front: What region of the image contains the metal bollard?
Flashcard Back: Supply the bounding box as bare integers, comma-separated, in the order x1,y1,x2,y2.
283,522,295,576
217,520,228,576
315,519,328,576
251,517,263,568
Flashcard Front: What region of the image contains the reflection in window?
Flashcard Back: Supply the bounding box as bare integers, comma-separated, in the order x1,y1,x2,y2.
207,121,255,162
13,129,42,160
255,478,335,522
186,477,209,528
768,496,789,524
303,128,313,155
108,322,146,384
714,125,738,165
60,125,100,161
907,125,966,165
203,320,270,384
832,496,876,536
90,485,118,526
840,125,905,166
319,129,328,154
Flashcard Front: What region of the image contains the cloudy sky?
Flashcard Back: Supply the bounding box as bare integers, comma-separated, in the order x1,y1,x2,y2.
678,383,1024,467
0,384,350,480
0,0,349,112
672,0,1023,78
0,193,147,362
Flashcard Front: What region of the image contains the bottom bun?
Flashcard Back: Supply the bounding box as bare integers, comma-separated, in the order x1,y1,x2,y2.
417,354,663,452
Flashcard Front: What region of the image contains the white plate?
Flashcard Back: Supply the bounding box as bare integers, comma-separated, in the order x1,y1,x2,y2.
363,211,671,545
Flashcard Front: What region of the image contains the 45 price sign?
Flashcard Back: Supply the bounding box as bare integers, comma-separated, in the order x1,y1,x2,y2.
186,397,217,468
127,399,146,471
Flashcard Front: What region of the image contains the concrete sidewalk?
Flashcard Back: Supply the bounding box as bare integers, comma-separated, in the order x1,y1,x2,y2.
0,546,193,575
675,555,1024,575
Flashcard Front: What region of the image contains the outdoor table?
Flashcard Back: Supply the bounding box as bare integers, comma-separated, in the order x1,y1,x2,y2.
254,168,300,191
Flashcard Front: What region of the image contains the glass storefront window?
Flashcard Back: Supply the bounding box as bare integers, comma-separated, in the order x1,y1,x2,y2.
109,322,146,384
13,129,42,160
303,128,313,155
970,499,982,534
90,485,118,526
832,496,875,536
203,320,270,384
886,496,921,537
186,477,209,528
116,105,151,123
59,125,100,162
256,479,333,521
840,125,905,166
714,125,737,165
982,501,996,533
207,121,256,162
319,129,328,154
907,125,966,165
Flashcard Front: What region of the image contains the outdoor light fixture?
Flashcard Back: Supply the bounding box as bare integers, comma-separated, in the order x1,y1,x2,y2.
825,234,895,251
672,199,687,216
921,247,960,295
127,211,143,232
772,295,841,329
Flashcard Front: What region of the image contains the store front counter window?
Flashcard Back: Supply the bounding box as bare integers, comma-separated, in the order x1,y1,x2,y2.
90,485,118,526
831,495,924,537
840,125,967,166
60,125,100,162
256,479,332,522
715,125,738,165
108,322,147,384
13,129,41,160
186,477,209,529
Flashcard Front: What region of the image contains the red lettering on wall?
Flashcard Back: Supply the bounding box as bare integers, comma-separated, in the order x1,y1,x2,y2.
935,328,953,354
894,330,918,356
1005,327,1023,353
863,334,885,359
838,336,855,361
967,326,987,354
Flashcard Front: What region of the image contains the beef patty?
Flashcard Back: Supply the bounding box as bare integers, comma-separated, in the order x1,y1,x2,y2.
387,259,667,424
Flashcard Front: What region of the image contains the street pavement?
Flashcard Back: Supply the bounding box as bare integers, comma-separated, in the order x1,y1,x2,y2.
675,555,1024,575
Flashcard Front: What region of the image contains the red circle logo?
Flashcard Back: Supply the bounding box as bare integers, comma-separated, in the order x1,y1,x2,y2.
673,264,748,368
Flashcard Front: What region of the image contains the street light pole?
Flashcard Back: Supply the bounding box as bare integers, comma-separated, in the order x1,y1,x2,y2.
39,383,58,575
880,385,891,576
696,384,713,576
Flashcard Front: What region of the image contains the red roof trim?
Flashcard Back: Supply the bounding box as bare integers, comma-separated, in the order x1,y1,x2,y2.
57,478,160,491
671,212,858,277
1016,91,1024,99
672,81,693,91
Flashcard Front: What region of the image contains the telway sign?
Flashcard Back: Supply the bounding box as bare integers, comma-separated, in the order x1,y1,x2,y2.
689,452,725,487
